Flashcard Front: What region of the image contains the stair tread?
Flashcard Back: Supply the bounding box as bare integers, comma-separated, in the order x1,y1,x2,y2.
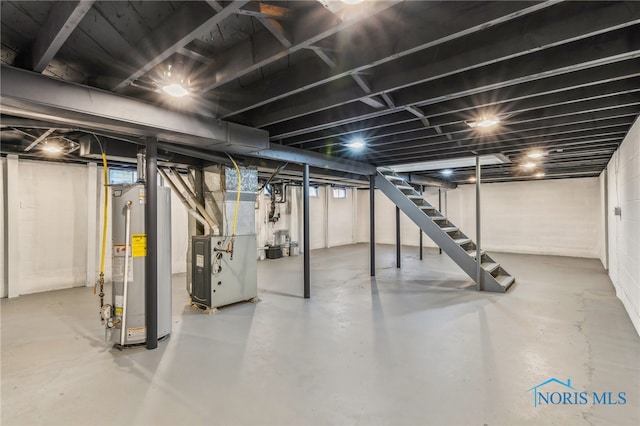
454,238,472,245
482,262,500,273
419,205,436,209
493,274,515,287
466,249,485,257
386,175,404,181
431,216,447,221
441,227,458,233
408,194,424,199
396,185,414,190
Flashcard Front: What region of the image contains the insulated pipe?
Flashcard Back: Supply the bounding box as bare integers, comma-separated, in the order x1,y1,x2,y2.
303,163,310,299
170,168,216,231
145,137,158,350
120,201,132,347
136,152,145,182
159,168,211,235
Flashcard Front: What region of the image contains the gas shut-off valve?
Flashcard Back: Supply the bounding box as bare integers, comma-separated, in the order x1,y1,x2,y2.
100,304,114,328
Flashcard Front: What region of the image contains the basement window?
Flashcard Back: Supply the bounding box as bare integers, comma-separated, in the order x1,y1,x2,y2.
109,169,137,185
309,186,319,198
332,187,347,199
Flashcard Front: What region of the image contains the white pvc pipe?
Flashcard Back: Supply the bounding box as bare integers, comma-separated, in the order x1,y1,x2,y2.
120,201,132,346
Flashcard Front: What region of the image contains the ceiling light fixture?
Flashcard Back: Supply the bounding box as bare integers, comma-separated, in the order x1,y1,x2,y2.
341,0,364,4
535,172,545,178
467,116,500,128
157,63,191,97
441,169,453,177
527,151,545,159
42,144,62,154
39,136,79,155
468,176,477,183
162,83,189,97
346,138,366,150
520,162,537,169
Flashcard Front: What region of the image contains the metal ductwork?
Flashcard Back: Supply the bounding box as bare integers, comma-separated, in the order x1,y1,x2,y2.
0,65,269,154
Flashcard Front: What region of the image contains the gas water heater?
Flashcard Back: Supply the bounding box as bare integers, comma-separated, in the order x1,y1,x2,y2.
104,183,172,347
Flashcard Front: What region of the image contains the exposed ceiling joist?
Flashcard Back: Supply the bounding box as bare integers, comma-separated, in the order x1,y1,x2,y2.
252,18,640,128
236,3,292,20
195,1,400,94
219,1,556,118
29,0,95,73
277,62,640,144
111,1,249,91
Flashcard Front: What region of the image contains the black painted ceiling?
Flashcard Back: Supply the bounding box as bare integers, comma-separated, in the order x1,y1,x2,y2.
1,1,639,184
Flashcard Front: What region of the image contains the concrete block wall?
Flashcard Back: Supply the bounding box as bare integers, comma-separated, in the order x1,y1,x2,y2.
455,178,600,258
356,177,601,259
606,116,640,335
0,158,5,297
255,185,358,252
0,159,190,297
15,160,89,294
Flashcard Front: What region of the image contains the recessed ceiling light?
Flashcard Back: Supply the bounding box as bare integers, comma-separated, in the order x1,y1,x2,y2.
441,169,453,176
467,116,500,128
341,0,364,4
346,138,366,150
535,172,545,178
162,83,189,97
520,162,537,169
468,176,477,183
527,151,545,159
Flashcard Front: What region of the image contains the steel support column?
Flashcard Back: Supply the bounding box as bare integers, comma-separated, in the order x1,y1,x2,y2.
475,156,482,292
438,188,442,255
7,155,20,298
419,185,423,260
396,206,401,268
145,137,158,349
303,163,310,298
370,175,376,277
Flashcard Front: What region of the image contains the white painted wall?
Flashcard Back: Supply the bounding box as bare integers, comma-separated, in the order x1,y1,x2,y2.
17,160,89,294
356,177,600,258
606,116,640,335
169,179,189,274
0,158,6,298
0,159,189,297
598,171,608,269
255,185,359,254
327,188,355,247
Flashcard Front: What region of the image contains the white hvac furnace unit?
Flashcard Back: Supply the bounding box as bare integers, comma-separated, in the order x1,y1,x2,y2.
189,165,258,310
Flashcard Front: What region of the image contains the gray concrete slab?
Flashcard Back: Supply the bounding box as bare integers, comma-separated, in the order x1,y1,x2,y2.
1,244,638,425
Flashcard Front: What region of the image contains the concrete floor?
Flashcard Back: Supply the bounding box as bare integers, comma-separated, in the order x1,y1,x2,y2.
1,244,639,425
